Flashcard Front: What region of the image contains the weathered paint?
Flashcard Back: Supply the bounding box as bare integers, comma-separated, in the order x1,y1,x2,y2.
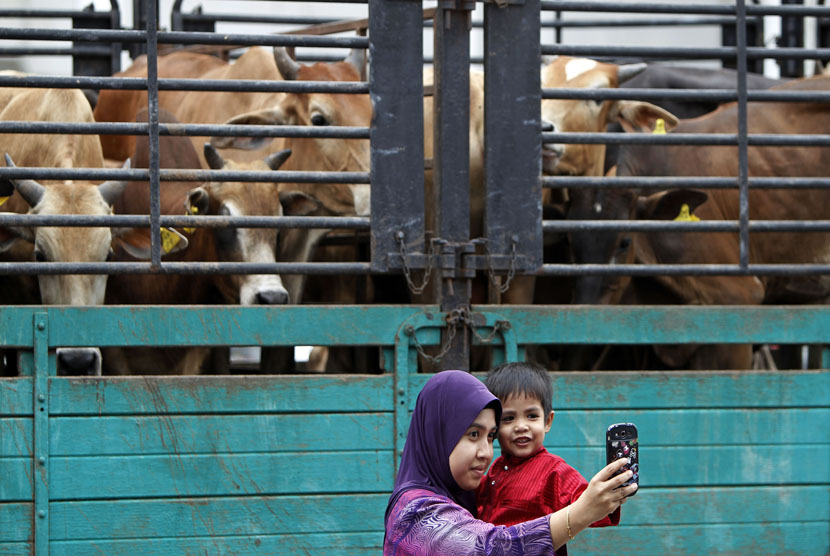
0,305,828,555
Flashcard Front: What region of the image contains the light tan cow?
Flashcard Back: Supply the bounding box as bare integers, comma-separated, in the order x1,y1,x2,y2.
0,84,153,375
211,47,371,305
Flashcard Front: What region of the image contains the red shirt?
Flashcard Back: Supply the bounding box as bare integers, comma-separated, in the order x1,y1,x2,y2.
477,446,621,528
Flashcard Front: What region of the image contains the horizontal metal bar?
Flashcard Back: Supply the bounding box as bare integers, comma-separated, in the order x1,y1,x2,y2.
0,10,114,18
0,167,370,184
539,263,830,277
0,28,370,48
538,16,761,28
0,121,370,139
155,77,368,94
543,220,830,233
542,132,830,147
178,13,344,25
0,46,113,57
542,44,830,60
542,88,830,104
4,260,828,277
0,214,370,229
179,13,755,29
0,75,368,94
542,176,830,189
0,262,375,276
540,1,830,17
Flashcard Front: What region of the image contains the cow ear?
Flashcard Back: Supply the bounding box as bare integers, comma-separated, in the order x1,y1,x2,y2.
636,189,708,220
608,100,679,133
186,187,210,216
0,226,26,254
111,227,189,259
279,190,320,217
210,109,282,150
0,178,14,200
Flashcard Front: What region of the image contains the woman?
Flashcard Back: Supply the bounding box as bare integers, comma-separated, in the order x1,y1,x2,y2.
384,370,636,555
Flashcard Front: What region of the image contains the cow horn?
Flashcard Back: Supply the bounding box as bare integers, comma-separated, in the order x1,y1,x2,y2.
617,62,647,84
98,158,130,206
265,149,291,171
273,47,300,81
4,153,45,207
204,144,225,170
344,48,367,80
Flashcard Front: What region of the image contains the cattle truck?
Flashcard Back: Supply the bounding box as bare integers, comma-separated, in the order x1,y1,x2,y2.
0,0,828,554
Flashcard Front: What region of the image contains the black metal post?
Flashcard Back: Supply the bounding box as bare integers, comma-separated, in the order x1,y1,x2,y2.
369,0,425,273
131,0,159,59
483,0,542,275
72,2,121,77
433,1,474,371
778,0,804,77
722,14,764,74
816,0,829,70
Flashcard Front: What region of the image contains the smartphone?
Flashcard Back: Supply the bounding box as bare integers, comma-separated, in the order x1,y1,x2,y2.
606,423,638,496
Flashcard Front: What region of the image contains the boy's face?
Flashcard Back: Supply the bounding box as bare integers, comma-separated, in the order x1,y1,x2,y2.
498,393,554,459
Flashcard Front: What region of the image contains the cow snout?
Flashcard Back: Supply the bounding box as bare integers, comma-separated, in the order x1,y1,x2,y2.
56,348,102,376
255,289,289,305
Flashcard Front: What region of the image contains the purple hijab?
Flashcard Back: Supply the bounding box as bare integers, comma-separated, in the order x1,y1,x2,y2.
385,370,501,523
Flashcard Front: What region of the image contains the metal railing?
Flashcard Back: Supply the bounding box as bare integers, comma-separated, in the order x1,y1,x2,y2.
1,3,828,277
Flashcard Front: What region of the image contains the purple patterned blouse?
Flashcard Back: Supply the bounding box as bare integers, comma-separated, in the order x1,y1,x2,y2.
384,488,554,556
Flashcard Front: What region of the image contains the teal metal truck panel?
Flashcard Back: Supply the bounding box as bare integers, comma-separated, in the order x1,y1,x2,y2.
1,306,828,555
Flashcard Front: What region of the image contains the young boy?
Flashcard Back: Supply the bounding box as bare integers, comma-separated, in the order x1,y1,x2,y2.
476,361,620,554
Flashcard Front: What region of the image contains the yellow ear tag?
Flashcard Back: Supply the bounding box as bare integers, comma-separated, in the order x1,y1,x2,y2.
674,203,700,222
0,196,8,208
653,118,666,135
160,227,182,253
184,205,198,234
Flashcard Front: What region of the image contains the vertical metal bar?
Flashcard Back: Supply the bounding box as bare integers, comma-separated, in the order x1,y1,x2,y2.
555,10,562,44
433,3,473,370
779,0,804,77
394,326,412,475
145,0,162,267
131,0,159,58
109,2,122,75
369,0,424,273
32,312,49,555
483,0,542,272
819,1,830,70
736,0,750,269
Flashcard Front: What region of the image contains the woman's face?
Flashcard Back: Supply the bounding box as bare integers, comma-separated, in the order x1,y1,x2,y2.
449,407,497,491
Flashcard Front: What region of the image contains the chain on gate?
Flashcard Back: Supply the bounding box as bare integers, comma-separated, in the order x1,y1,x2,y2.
396,233,519,296
405,306,510,365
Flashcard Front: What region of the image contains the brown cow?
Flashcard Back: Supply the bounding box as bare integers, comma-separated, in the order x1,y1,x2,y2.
94,51,228,162
578,75,830,369
0,83,154,375
103,109,316,375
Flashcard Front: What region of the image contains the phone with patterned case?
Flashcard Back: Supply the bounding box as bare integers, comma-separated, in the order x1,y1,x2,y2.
606,423,638,496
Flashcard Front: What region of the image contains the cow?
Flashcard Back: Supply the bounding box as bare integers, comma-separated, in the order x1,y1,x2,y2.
603,64,785,173
0,83,161,375
573,74,830,369
95,47,370,372
94,51,229,162
209,47,371,305
541,56,677,180
102,109,315,375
